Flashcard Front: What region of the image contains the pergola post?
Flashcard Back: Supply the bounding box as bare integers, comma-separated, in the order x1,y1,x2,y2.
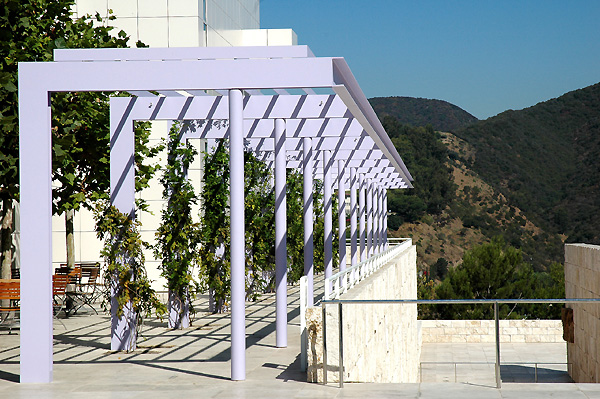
274,118,287,348
359,174,366,262
383,189,389,249
350,168,358,267
18,46,414,385
366,179,373,258
373,183,379,254
337,160,347,274
229,89,246,380
109,98,137,351
378,185,384,252
323,150,333,292
18,73,53,383
303,138,314,307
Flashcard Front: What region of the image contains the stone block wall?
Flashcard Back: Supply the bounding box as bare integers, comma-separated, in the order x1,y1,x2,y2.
420,320,563,343
565,243,600,382
307,244,418,383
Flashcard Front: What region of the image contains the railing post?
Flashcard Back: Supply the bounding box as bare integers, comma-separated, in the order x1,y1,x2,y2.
495,301,501,389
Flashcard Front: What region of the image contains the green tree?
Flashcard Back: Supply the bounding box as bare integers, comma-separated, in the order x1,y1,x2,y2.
435,238,536,319
429,257,449,281
154,123,200,327
0,0,157,277
382,117,455,227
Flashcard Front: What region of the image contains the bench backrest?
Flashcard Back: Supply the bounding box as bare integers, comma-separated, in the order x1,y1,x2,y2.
0,280,19,301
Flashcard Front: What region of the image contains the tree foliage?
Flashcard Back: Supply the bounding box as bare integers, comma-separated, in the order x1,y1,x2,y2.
369,96,478,133
383,117,455,228
429,238,564,320
454,82,600,245
0,1,160,274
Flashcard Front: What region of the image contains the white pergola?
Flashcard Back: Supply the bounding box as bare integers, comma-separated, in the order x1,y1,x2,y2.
18,45,413,383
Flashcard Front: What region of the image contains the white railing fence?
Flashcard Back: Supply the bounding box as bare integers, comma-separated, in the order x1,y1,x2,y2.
325,238,412,300
299,237,412,372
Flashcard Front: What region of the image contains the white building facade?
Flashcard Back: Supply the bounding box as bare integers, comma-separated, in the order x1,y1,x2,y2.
52,1,297,291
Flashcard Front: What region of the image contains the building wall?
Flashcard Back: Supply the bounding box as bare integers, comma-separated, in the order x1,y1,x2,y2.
71,0,259,47
54,1,295,292
306,244,419,383
565,243,600,382
420,319,563,344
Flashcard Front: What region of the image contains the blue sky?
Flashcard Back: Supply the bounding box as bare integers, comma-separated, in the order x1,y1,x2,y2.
261,1,600,120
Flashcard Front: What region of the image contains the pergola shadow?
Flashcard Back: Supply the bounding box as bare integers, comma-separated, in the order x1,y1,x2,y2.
0,288,310,384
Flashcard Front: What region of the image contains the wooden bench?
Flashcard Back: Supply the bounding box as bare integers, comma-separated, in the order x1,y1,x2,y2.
0,279,20,334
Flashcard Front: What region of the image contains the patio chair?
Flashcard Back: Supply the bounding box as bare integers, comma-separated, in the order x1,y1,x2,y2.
55,266,82,316
74,263,101,314
52,274,68,328
0,279,20,334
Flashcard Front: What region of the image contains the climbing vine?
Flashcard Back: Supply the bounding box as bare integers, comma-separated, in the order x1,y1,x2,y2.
94,201,165,321
286,170,339,283
198,140,231,312
154,122,201,317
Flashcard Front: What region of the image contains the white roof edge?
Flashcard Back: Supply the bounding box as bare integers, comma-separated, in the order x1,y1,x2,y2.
53,45,315,62
331,58,414,186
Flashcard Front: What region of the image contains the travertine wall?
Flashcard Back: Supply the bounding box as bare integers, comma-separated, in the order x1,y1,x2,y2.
421,320,563,343
565,243,600,382
306,244,418,383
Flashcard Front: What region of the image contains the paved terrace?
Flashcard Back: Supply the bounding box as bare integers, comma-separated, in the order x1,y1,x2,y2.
1,275,600,398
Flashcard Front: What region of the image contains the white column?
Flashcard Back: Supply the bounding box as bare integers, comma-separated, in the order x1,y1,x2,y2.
229,89,245,380
359,174,366,262
350,168,358,267
274,118,287,348
19,74,53,383
338,160,347,273
366,179,373,258
384,189,389,249
109,98,137,352
379,186,384,252
323,151,333,290
303,138,314,306
373,183,379,254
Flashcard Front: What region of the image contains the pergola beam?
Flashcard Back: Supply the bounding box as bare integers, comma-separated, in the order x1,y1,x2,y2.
18,46,412,384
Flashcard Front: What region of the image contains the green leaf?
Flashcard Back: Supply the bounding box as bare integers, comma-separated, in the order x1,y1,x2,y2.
54,37,67,49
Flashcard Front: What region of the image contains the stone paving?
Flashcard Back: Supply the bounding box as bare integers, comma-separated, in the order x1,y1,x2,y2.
1,275,600,398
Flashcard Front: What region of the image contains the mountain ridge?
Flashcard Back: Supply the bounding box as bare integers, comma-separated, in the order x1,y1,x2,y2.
369,96,478,132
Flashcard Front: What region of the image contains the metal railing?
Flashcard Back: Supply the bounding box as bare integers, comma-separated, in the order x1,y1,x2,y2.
324,238,411,300
321,298,600,388
419,361,572,383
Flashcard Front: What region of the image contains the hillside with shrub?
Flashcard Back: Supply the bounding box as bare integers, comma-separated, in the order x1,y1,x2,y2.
369,96,478,132
454,83,600,244
382,120,563,275
375,84,600,317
